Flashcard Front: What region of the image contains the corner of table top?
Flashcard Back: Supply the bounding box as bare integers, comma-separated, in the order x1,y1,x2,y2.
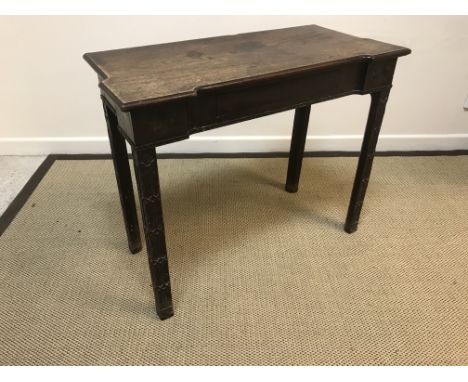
83,52,108,81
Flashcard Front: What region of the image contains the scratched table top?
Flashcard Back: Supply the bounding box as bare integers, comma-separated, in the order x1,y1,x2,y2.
84,24,410,109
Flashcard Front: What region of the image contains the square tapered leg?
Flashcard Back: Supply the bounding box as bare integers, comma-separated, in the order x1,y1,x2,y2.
132,146,174,320
103,101,142,254
285,105,311,193
345,88,391,233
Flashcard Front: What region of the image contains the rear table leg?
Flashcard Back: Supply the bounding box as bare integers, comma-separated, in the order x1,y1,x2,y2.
285,105,311,193
103,101,142,254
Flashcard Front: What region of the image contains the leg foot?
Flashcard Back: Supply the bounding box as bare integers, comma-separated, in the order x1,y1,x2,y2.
157,305,175,320
129,241,143,254
344,221,358,234
285,183,299,193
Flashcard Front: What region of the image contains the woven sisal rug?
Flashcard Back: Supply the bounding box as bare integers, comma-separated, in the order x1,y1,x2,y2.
0,155,467,365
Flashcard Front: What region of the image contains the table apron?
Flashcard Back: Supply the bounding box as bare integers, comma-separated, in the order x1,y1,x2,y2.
103,57,397,148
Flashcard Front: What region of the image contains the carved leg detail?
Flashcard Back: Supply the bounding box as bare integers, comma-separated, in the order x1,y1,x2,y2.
285,105,311,193
345,88,391,233
132,146,174,320
103,101,142,254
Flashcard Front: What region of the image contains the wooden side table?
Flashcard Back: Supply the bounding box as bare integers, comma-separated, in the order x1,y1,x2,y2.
84,24,411,319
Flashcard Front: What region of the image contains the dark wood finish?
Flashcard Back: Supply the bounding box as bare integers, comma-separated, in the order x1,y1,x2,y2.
345,88,391,233
103,100,142,254
286,105,311,193
84,25,409,149
131,146,174,320
84,24,411,319
83,25,409,110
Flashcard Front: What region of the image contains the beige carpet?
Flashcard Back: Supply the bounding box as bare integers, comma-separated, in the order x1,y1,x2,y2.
1,156,468,365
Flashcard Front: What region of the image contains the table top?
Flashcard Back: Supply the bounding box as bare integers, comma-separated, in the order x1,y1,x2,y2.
84,24,410,110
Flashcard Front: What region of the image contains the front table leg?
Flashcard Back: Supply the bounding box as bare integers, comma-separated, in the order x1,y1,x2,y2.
345,87,391,233
132,146,174,319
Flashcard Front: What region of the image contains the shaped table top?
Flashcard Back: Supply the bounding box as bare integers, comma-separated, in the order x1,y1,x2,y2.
84,24,410,110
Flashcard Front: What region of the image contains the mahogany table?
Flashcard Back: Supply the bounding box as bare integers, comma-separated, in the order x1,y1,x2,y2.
84,24,411,319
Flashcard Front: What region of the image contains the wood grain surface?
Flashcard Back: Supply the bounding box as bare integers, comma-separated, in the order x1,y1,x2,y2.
84,25,410,109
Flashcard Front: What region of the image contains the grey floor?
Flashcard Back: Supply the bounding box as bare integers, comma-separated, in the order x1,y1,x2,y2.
0,156,46,216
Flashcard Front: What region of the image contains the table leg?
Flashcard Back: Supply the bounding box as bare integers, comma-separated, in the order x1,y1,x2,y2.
132,146,174,320
345,87,391,233
103,102,142,254
285,105,311,193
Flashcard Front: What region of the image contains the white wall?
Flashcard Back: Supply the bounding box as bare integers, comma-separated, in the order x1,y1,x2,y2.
0,15,467,154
